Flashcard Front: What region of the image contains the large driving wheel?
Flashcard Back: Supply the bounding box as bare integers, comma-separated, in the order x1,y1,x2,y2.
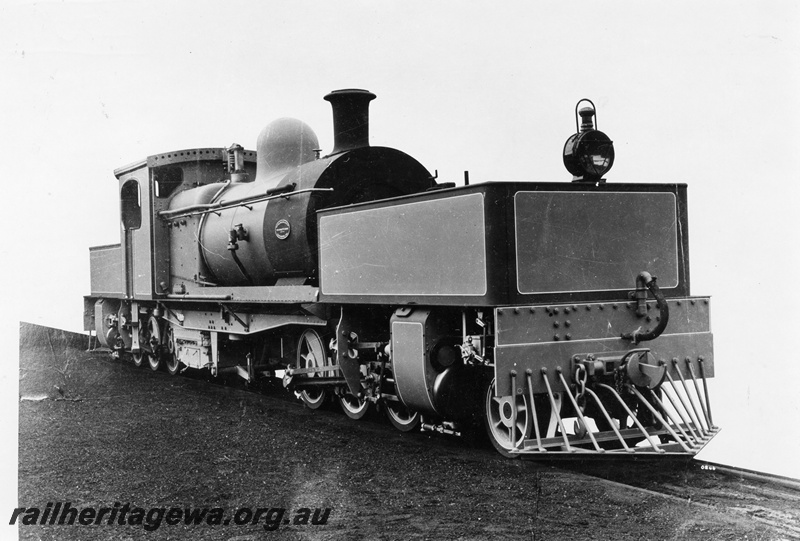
132,319,149,368
386,401,420,432
380,365,420,432
164,325,180,376
296,329,330,410
339,393,370,420
146,316,163,372
485,378,531,458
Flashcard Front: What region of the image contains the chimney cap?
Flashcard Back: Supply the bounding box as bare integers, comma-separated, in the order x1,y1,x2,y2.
324,88,376,102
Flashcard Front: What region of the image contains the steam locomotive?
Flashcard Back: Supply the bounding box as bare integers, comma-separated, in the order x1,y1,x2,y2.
84,89,718,457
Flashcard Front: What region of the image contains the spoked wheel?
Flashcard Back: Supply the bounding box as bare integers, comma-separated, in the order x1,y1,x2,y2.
485,378,531,458
386,401,420,432
339,393,370,420
380,365,420,432
164,325,180,376
296,329,330,410
132,351,145,367
146,316,163,372
132,319,149,368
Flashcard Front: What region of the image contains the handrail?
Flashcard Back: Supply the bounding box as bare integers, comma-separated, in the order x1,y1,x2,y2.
158,187,334,220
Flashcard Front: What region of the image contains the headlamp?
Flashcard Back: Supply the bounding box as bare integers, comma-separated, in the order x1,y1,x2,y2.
563,99,614,183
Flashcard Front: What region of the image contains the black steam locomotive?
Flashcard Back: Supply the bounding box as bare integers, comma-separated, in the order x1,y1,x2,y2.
84,90,718,457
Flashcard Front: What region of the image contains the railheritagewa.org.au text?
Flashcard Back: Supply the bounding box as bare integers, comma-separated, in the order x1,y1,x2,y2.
10,502,331,532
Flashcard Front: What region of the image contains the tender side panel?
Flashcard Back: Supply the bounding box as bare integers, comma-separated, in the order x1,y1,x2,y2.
89,244,124,297
318,192,488,301
494,298,714,396
514,191,680,295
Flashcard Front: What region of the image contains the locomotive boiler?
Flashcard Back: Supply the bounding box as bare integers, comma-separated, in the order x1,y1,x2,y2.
85,90,719,458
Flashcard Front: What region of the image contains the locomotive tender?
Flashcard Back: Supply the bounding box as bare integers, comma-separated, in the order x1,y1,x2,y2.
84,90,718,457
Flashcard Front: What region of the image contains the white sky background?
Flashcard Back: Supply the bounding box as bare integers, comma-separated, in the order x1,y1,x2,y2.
1,0,798,505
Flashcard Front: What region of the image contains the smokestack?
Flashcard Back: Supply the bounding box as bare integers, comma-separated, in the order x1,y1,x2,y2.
324,89,376,155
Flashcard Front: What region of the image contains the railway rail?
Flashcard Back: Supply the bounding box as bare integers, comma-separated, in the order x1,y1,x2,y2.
554,459,800,539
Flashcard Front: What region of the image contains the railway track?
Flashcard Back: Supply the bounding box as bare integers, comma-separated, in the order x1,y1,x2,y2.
552,459,800,539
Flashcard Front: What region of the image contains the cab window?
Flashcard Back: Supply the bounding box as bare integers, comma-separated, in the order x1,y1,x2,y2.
120,179,142,230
